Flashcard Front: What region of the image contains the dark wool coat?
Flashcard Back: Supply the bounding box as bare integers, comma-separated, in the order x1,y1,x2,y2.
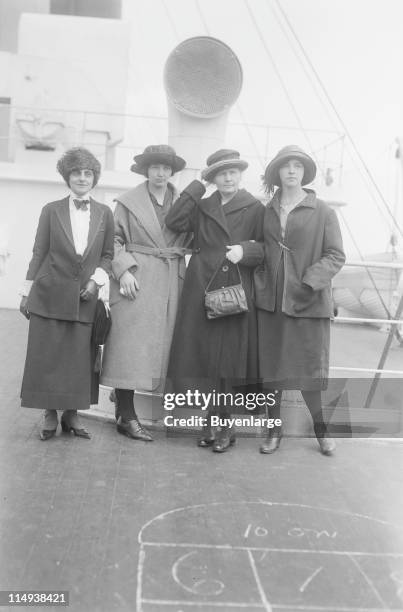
26,197,114,322
165,180,265,393
254,189,345,317
255,189,345,389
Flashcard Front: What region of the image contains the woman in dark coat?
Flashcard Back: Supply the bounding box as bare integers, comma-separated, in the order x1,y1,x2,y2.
19,147,114,440
165,149,265,452
254,145,345,455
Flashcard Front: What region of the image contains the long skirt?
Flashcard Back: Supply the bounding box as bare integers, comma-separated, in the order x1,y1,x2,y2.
257,257,330,391
21,314,98,411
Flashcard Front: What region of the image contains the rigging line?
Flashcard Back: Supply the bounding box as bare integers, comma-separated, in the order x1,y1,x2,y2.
338,209,395,321
274,0,403,239
194,0,265,168
243,0,326,179
161,0,181,41
268,0,341,134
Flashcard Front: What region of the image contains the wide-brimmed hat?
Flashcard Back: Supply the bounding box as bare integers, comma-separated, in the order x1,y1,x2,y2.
57,147,101,186
263,145,316,189
131,144,186,175
201,149,248,182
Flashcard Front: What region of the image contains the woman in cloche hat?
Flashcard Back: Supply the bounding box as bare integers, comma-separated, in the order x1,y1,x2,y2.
101,145,190,441
254,145,345,456
20,147,114,440
165,149,265,453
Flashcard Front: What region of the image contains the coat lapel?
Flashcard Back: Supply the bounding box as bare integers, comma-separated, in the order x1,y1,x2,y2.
117,182,166,248
84,199,104,258
199,191,230,238
55,197,75,248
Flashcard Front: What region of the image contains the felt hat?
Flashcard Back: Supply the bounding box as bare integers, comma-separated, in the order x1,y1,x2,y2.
263,145,316,189
201,149,248,182
57,147,101,186
130,144,186,175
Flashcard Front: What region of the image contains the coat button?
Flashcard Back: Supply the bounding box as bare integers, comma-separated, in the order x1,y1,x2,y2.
222,265,229,272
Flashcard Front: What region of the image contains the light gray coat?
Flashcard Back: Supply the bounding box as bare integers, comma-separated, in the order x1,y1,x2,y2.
101,181,190,391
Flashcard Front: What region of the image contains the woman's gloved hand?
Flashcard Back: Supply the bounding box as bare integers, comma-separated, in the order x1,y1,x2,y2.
226,244,244,264
119,270,140,300
80,279,98,301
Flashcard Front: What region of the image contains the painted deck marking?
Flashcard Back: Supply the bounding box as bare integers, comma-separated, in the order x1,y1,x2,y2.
247,549,272,612
299,566,323,593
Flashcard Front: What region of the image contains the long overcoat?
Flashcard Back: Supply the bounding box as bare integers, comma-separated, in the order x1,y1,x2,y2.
254,189,345,388
165,180,265,394
101,181,191,391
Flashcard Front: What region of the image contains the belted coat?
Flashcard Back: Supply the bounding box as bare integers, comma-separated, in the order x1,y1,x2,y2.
165,180,265,393
101,181,191,391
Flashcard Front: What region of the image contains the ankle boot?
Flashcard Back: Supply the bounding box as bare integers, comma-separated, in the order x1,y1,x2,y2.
40,409,58,440
314,423,335,455
197,424,215,447
212,426,236,453
259,426,282,454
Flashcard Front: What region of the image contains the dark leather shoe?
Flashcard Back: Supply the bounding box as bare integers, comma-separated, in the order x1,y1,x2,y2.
317,436,336,455
197,425,215,447
259,429,282,454
60,417,91,439
117,417,153,441
212,427,236,453
39,429,56,441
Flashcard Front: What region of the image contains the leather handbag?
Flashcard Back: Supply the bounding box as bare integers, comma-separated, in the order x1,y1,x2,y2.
204,260,249,319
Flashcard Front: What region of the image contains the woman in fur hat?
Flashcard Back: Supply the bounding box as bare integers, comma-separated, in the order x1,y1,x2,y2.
101,145,190,441
165,149,265,453
20,147,114,440
254,145,345,455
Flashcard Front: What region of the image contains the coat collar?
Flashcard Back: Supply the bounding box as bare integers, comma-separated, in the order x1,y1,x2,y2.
268,188,317,212
55,196,104,259
116,181,179,248
200,188,258,237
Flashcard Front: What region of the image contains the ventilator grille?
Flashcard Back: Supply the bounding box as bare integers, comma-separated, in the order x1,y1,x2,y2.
164,37,243,118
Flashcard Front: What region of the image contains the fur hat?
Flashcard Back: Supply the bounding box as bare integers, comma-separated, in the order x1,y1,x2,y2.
201,149,248,182
263,145,316,192
131,144,186,176
57,147,101,187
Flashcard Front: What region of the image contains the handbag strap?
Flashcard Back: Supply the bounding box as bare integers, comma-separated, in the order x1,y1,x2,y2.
205,257,243,293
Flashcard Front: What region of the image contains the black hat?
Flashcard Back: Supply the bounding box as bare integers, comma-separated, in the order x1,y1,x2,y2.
57,147,101,186
201,148,248,182
131,144,186,176
263,145,316,189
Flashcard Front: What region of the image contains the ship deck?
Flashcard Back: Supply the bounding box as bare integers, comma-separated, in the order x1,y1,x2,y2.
1,308,403,612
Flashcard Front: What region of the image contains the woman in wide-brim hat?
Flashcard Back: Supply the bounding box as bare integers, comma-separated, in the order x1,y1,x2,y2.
20,147,114,440
165,149,265,453
254,145,345,456
101,144,190,441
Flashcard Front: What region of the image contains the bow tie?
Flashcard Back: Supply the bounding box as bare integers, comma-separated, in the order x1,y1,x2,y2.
73,199,90,211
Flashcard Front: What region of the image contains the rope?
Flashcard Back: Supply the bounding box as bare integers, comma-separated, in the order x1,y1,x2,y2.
243,0,325,179
274,0,403,240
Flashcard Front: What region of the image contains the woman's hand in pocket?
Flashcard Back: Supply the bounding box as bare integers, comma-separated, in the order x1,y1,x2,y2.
293,283,315,312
